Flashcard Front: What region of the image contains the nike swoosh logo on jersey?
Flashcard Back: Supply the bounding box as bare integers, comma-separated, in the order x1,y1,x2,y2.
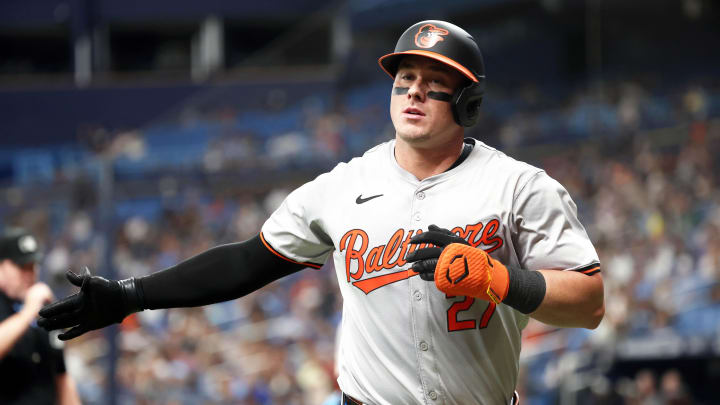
356,194,383,204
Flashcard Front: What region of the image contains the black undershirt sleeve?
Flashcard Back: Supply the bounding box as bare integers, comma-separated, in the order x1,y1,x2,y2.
138,234,306,310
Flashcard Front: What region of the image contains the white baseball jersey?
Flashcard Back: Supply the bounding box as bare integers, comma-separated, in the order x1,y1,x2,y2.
261,138,600,405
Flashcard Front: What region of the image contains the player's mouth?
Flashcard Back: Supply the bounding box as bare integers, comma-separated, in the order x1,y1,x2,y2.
402,107,426,119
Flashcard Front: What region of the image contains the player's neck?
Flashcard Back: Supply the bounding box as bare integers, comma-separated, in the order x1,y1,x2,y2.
394,136,465,181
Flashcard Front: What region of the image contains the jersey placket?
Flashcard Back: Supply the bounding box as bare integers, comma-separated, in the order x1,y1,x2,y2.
408,182,444,404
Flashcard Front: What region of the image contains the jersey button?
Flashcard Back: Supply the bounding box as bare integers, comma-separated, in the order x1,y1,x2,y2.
413,213,421,221
413,290,422,301
416,191,425,200
428,391,438,400
419,341,429,351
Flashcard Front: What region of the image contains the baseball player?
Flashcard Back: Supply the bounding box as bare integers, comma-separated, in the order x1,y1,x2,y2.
38,20,604,405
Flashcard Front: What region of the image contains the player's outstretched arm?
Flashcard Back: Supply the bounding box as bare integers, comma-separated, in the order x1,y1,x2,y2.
407,225,604,329
39,234,305,340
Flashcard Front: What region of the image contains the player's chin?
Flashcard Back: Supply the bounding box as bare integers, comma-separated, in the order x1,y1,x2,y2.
397,129,432,145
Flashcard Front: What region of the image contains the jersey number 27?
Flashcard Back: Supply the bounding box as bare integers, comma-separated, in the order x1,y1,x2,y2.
446,295,496,332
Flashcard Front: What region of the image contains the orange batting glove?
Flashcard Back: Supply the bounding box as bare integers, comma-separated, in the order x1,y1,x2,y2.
407,225,510,304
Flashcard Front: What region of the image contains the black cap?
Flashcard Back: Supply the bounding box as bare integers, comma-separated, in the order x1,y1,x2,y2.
0,229,41,266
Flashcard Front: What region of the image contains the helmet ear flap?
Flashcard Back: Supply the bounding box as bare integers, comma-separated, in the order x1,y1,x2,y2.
452,82,484,127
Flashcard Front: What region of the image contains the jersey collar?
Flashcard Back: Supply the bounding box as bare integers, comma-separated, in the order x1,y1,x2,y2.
387,138,477,185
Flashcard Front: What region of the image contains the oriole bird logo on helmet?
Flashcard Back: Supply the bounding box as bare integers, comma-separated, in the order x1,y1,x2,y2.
414,23,449,48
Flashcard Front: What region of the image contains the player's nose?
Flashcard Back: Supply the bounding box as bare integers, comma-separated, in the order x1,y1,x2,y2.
407,80,427,101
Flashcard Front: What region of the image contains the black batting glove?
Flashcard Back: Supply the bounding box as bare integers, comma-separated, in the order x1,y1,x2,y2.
406,224,470,281
38,267,145,341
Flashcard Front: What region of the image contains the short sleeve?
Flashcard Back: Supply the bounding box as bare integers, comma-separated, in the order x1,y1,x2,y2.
261,174,335,268
512,171,600,275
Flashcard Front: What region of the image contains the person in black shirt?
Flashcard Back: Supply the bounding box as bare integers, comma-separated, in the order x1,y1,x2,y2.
0,229,81,405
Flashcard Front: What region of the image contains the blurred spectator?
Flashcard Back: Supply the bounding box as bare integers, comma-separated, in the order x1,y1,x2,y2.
660,369,693,405
0,229,81,405
632,369,663,405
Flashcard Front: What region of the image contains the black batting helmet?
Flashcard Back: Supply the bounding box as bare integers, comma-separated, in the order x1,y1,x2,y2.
378,20,486,127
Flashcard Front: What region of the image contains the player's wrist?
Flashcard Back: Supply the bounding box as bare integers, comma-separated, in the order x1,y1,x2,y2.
502,266,546,314
118,277,146,314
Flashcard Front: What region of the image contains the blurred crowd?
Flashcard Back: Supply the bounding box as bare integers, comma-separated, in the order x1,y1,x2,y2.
1,76,719,404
